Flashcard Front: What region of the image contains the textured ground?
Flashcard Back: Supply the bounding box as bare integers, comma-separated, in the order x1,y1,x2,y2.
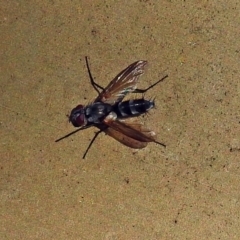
1,1,240,239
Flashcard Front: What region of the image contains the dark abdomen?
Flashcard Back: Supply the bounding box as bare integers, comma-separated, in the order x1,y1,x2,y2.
114,99,154,118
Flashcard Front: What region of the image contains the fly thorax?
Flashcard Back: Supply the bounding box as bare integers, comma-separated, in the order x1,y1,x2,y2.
86,102,112,123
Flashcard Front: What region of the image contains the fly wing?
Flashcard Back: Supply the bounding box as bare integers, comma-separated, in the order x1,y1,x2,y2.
102,112,165,146
105,120,158,143
95,60,147,104
98,124,148,149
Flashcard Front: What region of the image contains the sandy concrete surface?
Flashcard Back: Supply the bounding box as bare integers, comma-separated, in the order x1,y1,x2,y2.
1,1,240,239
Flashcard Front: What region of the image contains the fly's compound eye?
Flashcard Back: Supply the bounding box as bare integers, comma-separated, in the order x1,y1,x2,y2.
69,105,86,127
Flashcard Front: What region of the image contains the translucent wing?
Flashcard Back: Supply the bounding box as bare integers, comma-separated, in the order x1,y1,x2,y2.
101,114,166,147
105,120,158,143
101,126,148,149
95,60,147,104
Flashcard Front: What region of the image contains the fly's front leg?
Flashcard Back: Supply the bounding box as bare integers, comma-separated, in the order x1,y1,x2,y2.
85,56,104,94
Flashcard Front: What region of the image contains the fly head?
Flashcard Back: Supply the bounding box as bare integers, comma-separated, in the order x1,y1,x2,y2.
69,105,87,127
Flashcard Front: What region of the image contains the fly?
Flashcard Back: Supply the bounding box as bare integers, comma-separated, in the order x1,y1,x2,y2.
56,57,168,159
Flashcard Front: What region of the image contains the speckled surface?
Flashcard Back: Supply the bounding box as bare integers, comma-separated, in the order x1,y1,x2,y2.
1,1,240,239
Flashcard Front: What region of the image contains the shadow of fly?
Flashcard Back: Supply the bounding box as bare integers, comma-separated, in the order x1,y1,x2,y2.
56,57,168,159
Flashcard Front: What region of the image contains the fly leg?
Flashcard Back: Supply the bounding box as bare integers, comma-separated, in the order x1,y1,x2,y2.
133,74,168,94
85,56,104,94
55,125,92,142
83,129,105,159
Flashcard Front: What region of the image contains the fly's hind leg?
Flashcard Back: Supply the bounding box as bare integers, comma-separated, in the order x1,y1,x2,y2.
134,74,168,94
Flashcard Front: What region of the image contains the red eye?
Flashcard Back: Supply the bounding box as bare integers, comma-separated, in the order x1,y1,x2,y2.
69,105,86,127
75,113,85,126
75,104,84,110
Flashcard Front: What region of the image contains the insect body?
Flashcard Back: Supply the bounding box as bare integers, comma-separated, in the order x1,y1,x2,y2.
114,99,154,119
56,57,168,159
70,102,112,127
70,99,154,127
